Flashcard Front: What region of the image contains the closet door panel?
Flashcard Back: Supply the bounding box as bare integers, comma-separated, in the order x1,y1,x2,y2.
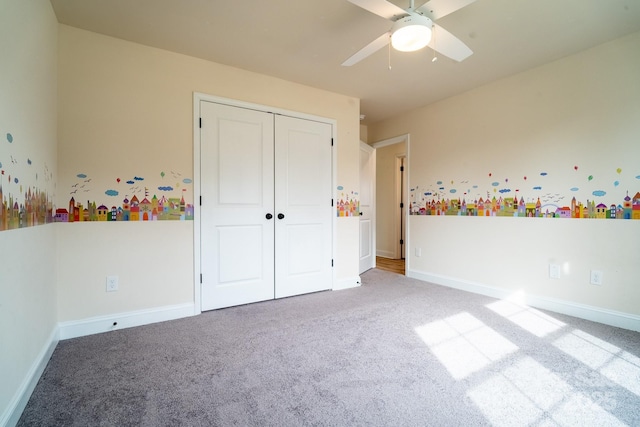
200,101,275,310
274,116,333,298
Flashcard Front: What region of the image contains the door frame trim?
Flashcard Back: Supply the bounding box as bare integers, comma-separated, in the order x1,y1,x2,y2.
372,133,410,271
193,92,337,314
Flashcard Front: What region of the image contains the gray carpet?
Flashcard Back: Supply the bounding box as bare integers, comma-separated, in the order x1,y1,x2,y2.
18,269,640,426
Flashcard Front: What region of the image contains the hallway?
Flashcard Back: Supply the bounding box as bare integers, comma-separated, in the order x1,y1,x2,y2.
375,257,405,275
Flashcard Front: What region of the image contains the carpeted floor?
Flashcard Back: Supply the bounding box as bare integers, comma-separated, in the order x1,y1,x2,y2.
18,269,640,426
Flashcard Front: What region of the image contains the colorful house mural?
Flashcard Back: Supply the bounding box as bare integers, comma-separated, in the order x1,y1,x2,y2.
54,193,193,223
336,186,360,217
409,163,639,220
1,184,55,231
411,191,639,220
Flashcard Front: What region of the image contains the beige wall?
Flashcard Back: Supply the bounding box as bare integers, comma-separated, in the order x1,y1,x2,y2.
368,31,640,320
56,25,361,322
360,124,368,143
0,1,58,424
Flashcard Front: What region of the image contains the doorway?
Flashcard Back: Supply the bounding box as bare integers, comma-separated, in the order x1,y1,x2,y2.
372,135,408,274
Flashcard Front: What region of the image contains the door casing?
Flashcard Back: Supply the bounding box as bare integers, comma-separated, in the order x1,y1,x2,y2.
372,134,410,271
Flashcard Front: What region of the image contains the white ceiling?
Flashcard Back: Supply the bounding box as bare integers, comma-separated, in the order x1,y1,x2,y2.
50,0,640,125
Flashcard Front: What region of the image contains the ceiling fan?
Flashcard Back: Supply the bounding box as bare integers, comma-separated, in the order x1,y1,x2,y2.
342,0,476,66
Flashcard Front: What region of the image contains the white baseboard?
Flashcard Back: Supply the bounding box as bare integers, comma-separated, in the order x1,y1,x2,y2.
407,269,640,332
3,304,195,426
58,303,196,340
333,276,362,291
2,327,58,427
376,250,395,259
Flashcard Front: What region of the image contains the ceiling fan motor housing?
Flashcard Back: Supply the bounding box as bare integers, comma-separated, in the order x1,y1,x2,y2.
391,13,433,52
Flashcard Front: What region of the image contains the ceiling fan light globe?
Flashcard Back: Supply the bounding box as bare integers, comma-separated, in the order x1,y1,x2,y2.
391,15,432,52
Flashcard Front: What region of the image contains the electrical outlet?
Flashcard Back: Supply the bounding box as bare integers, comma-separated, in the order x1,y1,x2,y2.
590,270,603,286
106,275,119,292
549,264,561,279
415,248,421,257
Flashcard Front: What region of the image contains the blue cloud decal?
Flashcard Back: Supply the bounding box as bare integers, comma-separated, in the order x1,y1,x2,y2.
158,186,174,192
540,172,548,176
134,176,144,181
570,187,579,192
337,186,344,190
592,190,606,197
499,188,511,193
14,177,19,184
436,181,443,185
6,133,13,143
77,173,87,178
105,189,119,196
424,192,432,196
450,189,457,194
126,180,135,185
182,178,193,184
533,186,542,190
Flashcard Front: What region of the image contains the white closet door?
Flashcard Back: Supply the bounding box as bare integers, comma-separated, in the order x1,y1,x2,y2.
274,115,333,298
200,101,275,310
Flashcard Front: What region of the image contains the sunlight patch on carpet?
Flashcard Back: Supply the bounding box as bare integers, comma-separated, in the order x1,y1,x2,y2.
554,329,640,397
486,297,566,338
415,312,518,380
468,355,625,426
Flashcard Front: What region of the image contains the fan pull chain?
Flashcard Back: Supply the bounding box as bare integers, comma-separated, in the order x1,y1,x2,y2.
431,25,438,62
388,35,392,70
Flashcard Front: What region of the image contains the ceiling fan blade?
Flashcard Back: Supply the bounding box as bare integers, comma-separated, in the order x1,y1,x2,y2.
416,0,476,20
342,32,390,66
347,0,407,20
429,24,472,62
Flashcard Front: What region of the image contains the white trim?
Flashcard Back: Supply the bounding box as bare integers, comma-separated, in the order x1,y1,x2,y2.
58,303,196,340
371,133,410,272
407,269,640,332
376,250,396,259
405,135,411,273
193,92,337,312
333,276,362,291
372,133,409,149
332,122,338,293
194,92,336,125
193,95,202,316
2,327,58,427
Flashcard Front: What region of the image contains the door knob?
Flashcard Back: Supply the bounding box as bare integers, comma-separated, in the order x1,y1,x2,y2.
277,213,285,220
266,213,273,220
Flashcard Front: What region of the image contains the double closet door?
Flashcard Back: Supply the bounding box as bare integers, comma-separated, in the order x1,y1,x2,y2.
200,101,333,311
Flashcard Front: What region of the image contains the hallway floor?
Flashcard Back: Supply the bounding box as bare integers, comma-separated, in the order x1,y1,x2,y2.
375,257,405,275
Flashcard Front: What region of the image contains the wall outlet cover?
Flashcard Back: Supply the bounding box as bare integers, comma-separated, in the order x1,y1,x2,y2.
590,270,603,286
106,275,119,292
